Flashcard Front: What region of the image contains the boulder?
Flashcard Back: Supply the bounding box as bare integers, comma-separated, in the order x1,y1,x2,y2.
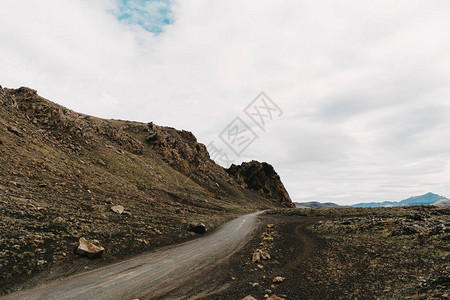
111,205,124,214
242,296,257,300
188,223,207,234
76,237,104,258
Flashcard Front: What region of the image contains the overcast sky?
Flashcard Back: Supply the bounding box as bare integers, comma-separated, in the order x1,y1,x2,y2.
1,0,450,205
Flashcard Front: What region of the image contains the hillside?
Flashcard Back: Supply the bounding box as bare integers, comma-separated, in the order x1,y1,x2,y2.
352,192,447,207
0,86,293,294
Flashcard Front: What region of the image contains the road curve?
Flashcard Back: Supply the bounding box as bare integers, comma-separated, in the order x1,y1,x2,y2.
2,212,261,300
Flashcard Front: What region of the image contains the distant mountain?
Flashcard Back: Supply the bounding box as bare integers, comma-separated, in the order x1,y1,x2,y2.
294,201,344,208
352,192,448,208
432,199,450,207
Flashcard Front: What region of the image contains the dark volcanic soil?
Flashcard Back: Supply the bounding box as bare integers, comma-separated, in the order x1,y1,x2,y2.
159,206,450,300
156,215,324,300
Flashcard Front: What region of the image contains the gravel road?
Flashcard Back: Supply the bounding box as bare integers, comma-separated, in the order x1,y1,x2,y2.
2,212,260,300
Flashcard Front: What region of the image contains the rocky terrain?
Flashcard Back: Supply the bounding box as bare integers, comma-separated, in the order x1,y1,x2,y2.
265,206,450,299
294,201,344,208
0,86,293,295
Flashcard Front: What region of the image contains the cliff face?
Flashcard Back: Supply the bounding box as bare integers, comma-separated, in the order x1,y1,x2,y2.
0,86,293,293
227,161,295,208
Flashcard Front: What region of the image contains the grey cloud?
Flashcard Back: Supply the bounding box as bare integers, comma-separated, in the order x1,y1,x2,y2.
1,0,450,205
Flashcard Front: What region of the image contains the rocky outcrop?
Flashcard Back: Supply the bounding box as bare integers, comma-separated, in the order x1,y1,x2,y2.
227,161,294,208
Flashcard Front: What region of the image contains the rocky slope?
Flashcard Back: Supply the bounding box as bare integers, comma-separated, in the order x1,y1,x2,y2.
0,86,293,294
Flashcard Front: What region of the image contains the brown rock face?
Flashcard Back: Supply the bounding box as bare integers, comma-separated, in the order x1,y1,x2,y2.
226,161,294,208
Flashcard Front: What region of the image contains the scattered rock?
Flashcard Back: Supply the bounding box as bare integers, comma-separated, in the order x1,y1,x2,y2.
145,132,158,144
273,276,286,283
262,236,274,243
430,224,450,235
407,213,428,221
267,294,285,300
53,217,65,223
392,224,421,236
111,205,124,214
252,249,271,262
242,296,257,300
252,250,261,263
267,224,275,228
7,126,22,137
260,250,271,260
76,237,104,258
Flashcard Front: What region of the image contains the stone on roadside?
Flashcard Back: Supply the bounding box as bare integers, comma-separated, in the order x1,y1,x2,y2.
252,249,261,262
260,250,271,260
262,236,274,243
188,223,207,234
76,237,104,258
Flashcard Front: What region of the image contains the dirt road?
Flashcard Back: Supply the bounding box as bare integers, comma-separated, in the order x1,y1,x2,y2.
1,212,260,300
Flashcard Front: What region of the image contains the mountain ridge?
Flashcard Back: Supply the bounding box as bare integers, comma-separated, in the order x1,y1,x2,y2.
351,192,448,207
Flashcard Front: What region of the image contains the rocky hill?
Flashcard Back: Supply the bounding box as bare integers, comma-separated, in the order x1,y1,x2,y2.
226,161,294,209
0,86,293,294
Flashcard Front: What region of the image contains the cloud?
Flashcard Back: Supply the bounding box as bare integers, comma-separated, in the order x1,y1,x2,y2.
1,0,450,204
